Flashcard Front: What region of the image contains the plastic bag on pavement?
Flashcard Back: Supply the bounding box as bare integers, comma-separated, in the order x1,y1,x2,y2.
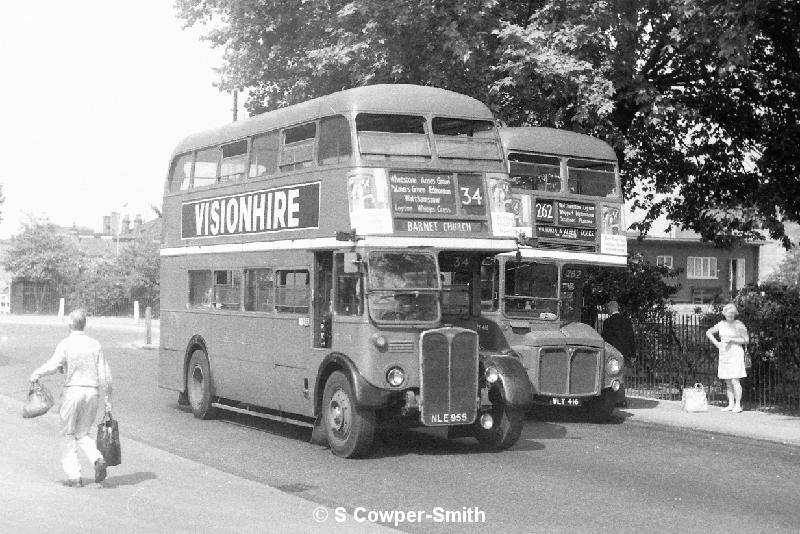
681,383,709,413
96,411,121,466
22,381,54,418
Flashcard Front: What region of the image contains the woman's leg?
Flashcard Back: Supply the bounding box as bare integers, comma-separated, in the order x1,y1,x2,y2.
722,379,734,410
731,378,743,412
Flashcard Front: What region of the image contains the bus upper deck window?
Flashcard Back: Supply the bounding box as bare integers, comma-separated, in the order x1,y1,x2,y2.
219,140,248,183
508,154,562,192
355,113,430,159
193,147,219,188
318,115,352,165
169,153,193,192
280,123,316,171
567,159,617,197
432,117,500,160
249,132,279,179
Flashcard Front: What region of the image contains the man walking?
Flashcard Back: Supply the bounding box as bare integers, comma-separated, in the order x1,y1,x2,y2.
29,309,113,487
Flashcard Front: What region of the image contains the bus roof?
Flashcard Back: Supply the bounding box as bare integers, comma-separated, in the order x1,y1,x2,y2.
172,84,496,156
499,127,617,162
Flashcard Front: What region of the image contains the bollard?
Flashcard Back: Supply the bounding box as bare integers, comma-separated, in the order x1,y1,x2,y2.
145,306,152,345
133,300,140,323
57,298,65,320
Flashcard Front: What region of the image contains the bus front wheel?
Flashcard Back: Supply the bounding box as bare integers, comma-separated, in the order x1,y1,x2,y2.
187,349,218,420
322,371,375,458
474,401,525,450
587,388,615,423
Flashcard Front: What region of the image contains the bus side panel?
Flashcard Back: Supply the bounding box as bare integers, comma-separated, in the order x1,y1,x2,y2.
157,311,185,391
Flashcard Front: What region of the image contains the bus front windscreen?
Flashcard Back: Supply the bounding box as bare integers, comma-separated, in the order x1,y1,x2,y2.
367,251,440,323
503,261,559,320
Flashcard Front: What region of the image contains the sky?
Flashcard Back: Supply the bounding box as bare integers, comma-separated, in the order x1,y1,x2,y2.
0,2,239,238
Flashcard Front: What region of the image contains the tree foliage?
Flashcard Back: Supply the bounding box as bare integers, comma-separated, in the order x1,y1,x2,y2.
584,252,681,323
2,219,84,312
764,247,800,289
176,0,800,247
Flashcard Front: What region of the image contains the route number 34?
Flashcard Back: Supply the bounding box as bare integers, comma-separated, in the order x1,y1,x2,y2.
460,186,484,206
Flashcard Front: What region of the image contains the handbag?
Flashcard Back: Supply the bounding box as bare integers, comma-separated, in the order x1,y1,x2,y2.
22,381,54,418
96,412,122,466
681,383,709,413
744,346,752,369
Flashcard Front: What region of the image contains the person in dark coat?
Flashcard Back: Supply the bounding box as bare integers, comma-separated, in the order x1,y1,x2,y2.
602,300,636,363
602,300,636,407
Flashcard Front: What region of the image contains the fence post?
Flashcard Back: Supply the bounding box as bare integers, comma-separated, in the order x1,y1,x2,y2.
133,300,140,323
57,298,65,320
145,306,152,346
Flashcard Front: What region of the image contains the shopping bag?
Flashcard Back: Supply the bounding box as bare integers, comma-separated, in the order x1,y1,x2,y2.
96,412,121,466
744,347,752,369
681,383,709,412
22,381,54,418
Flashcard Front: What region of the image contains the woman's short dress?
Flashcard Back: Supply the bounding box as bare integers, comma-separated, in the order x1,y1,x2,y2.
713,320,747,379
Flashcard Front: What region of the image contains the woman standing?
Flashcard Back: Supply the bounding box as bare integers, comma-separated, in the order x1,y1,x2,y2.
706,303,749,413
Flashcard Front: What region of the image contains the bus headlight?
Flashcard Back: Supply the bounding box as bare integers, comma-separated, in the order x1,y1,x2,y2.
485,366,500,384
386,367,405,387
606,357,621,375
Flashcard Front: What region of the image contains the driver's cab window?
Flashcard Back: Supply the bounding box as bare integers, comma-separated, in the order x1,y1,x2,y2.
335,253,363,316
439,253,477,316
480,259,499,311
503,261,559,319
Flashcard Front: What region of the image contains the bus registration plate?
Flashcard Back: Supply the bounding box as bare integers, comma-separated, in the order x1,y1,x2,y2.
551,397,581,407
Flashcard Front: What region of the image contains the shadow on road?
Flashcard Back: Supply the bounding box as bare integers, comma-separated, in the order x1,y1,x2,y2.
101,471,158,488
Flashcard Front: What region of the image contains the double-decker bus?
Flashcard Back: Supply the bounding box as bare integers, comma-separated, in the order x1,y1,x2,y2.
158,85,533,457
472,127,628,421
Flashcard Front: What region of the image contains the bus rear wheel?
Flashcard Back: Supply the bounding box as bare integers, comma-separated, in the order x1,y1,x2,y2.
322,371,375,458
474,402,525,450
187,349,218,420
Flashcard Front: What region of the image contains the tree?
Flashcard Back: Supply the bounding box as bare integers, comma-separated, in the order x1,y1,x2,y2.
117,237,160,310
584,252,681,323
765,247,800,288
3,218,83,313
176,0,800,247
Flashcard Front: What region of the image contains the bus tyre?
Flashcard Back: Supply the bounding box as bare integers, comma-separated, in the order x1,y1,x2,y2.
474,403,525,450
187,349,218,420
322,371,375,458
588,388,615,423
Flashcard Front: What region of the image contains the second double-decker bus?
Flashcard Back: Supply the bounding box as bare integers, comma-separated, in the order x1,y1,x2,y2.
472,127,628,421
158,85,533,457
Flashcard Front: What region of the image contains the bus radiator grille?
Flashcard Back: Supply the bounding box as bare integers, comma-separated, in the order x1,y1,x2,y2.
537,348,600,396
419,328,479,426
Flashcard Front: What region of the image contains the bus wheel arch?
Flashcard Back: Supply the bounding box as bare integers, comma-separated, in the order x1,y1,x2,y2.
184,338,218,420
321,370,375,458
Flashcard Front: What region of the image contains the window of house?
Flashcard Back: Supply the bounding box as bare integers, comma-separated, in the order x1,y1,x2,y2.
169,153,193,192
219,140,248,183
244,268,274,312
193,148,219,188
318,115,352,165
275,269,310,313
280,123,316,171
687,256,718,279
249,132,280,179
656,256,673,269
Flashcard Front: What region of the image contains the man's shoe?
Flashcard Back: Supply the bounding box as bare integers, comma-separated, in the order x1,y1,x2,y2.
94,458,108,483
63,478,83,488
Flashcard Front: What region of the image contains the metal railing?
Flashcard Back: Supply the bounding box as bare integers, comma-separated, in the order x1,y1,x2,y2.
598,314,800,413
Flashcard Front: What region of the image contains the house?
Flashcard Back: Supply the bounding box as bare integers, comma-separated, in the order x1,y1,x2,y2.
627,228,762,310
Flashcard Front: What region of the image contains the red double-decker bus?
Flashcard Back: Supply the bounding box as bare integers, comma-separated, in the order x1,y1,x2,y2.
158,85,533,457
